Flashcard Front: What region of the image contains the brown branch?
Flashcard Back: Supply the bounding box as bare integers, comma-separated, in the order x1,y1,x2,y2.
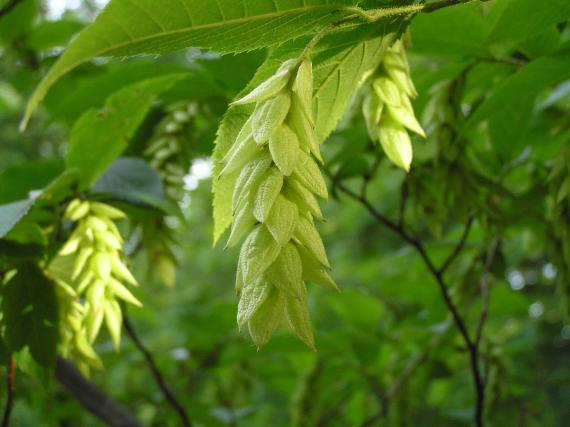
1,357,16,427
123,315,192,427
0,0,22,19
475,238,500,348
55,358,143,427
438,215,475,275
326,172,486,427
359,322,451,427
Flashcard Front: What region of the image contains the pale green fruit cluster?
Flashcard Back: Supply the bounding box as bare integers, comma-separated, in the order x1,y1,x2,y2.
57,199,141,362
363,40,425,172
145,102,198,199
223,59,338,350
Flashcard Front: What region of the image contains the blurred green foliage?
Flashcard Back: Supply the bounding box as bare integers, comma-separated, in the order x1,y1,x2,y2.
0,0,569,426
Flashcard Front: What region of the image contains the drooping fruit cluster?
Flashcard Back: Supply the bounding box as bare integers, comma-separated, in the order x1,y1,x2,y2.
54,199,141,368
221,58,338,349
145,102,199,199
362,40,425,171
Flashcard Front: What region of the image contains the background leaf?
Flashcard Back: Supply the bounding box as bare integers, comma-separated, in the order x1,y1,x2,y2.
66,74,187,189
2,264,59,368
23,0,360,125
489,0,570,45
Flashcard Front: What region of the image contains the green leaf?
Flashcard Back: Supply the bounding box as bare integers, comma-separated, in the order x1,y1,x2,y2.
0,159,64,204
67,74,187,189
488,0,570,45
2,264,59,368
464,55,570,144
23,0,360,125
26,19,84,51
409,2,489,57
91,157,169,210
0,200,35,239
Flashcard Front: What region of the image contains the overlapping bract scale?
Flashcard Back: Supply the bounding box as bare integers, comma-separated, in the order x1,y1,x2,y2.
222,58,338,350
54,199,140,372
362,40,425,172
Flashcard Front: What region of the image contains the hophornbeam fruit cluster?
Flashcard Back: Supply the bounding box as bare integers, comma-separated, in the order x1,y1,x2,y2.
145,102,199,199
362,40,425,172
54,199,141,369
220,58,338,350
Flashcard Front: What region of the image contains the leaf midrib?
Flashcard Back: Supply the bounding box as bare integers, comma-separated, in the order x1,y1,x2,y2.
77,4,355,59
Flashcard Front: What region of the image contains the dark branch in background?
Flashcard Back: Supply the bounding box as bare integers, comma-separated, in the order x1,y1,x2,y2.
325,170,486,427
123,315,192,427
475,238,500,347
0,0,22,19
1,357,16,427
55,358,143,427
360,323,451,427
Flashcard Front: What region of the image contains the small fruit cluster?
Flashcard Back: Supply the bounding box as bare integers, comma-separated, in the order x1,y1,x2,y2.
363,40,425,171
222,59,338,349
145,102,199,199
55,199,141,369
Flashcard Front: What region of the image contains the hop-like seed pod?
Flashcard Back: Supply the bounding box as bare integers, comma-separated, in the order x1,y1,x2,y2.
145,102,199,200
363,40,425,172
224,58,338,350
55,199,140,358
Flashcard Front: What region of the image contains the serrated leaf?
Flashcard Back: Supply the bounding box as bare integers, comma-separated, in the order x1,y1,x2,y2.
294,216,330,268
248,286,285,349
269,123,300,176
266,243,303,298
252,168,284,223
266,194,299,246
24,0,360,126
2,264,59,367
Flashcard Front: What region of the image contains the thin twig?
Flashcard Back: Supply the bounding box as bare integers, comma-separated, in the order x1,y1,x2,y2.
0,0,22,19
475,238,500,347
359,321,451,427
326,171,486,427
1,357,16,427
438,215,475,275
123,315,192,427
